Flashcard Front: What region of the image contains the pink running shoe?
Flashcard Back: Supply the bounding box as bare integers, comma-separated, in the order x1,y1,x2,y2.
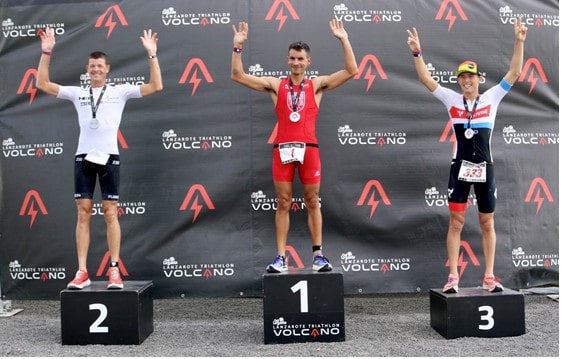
107,267,124,289
483,275,504,292
67,270,91,289
442,275,459,293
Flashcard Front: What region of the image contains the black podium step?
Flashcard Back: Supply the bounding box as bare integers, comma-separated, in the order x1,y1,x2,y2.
430,287,525,339
263,269,345,344
60,280,153,345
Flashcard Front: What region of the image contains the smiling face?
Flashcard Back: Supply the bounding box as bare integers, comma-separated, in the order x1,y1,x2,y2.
287,49,311,78
86,58,110,87
457,72,482,98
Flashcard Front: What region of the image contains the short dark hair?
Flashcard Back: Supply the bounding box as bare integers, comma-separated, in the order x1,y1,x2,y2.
288,41,310,56
89,51,109,63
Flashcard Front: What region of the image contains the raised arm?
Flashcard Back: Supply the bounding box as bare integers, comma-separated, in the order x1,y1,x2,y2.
315,19,358,92
139,29,163,96
230,21,278,94
503,17,527,85
36,27,60,96
406,27,438,92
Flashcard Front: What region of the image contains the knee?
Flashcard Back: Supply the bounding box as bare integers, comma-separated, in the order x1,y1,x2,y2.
276,194,292,211
76,205,92,223
479,215,495,233
102,204,119,223
303,193,320,210
449,216,465,232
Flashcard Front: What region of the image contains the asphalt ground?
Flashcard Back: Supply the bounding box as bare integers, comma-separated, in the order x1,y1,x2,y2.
0,287,559,357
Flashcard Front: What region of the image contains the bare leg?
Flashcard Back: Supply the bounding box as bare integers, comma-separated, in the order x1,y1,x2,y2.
102,200,121,264
273,181,292,256
75,199,93,271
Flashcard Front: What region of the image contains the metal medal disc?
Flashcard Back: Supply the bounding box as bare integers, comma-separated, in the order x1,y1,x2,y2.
289,111,301,122
89,118,99,129
464,128,474,139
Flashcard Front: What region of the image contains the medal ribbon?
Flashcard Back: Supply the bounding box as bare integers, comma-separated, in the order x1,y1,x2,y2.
288,78,305,113
463,95,480,129
89,85,107,119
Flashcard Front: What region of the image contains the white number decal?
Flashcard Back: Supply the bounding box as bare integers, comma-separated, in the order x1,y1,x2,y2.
291,280,308,313
89,303,109,333
478,305,494,330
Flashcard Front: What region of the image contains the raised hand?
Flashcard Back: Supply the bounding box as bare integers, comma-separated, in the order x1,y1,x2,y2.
406,27,421,52
140,29,158,54
329,19,348,40
514,17,528,42
232,22,248,47
38,27,56,52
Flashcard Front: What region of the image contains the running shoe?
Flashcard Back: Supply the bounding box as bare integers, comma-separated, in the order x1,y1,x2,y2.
67,270,91,289
312,254,332,272
107,267,124,289
266,255,288,273
442,275,459,293
483,275,504,292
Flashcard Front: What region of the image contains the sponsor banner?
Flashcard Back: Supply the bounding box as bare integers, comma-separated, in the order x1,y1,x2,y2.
0,0,558,299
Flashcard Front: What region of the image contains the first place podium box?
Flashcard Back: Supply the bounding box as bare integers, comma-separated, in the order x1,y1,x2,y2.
430,287,525,339
61,281,153,345
263,269,345,344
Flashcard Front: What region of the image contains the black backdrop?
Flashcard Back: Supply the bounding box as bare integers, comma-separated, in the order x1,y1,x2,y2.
0,0,558,299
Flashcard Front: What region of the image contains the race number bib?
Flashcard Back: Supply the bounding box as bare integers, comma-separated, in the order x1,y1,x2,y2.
458,160,487,182
278,142,306,164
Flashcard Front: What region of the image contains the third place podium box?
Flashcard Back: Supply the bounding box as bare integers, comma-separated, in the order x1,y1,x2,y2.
61,281,154,345
430,287,525,339
263,269,345,344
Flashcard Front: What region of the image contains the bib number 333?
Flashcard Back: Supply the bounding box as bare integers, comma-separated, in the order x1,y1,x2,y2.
458,160,487,182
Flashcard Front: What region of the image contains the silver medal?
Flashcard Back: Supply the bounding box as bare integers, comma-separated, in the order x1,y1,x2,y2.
89,118,99,129
289,111,301,122
464,128,474,139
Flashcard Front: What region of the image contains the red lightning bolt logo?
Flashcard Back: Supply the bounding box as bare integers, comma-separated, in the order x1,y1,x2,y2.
179,58,214,96
435,0,468,32
19,190,48,228
189,71,202,96
524,177,553,214
354,55,387,92
275,9,288,32
518,58,548,95
265,0,300,32
357,180,391,219
17,69,39,105
95,5,129,39
190,195,204,223
180,184,215,223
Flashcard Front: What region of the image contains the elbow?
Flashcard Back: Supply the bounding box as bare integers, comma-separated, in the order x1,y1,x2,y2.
349,67,359,78
231,70,241,83
36,81,48,92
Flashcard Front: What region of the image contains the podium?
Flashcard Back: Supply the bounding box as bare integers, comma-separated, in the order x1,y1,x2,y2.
430,287,525,339
263,269,345,344
60,281,153,345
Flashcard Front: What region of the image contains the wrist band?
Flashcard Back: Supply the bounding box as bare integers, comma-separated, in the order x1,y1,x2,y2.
233,47,243,54
148,55,157,59
412,51,422,57
42,50,52,56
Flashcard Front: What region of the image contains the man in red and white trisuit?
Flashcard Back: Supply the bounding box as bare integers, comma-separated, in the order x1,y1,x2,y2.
231,20,358,273
406,18,527,293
